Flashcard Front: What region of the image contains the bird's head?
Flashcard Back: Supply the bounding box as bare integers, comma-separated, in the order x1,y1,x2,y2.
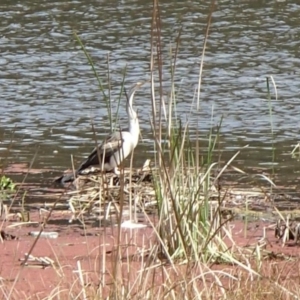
126,81,146,120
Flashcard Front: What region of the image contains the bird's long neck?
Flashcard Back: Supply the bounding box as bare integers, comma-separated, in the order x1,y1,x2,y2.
126,85,141,148
129,117,140,148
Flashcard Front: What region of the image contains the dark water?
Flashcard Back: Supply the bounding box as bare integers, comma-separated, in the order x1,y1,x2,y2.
1,0,300,189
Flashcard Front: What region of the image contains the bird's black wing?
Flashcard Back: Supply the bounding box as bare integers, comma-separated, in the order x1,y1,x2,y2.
55,132,123,184
54,132,124,185
76,132,124,174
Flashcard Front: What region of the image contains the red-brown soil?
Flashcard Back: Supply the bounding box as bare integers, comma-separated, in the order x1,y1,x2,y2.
1,164,300,299
4,164,53,175
0,209,157,299
1,209,300,299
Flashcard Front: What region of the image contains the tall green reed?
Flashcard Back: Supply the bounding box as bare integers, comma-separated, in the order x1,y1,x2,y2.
149,0,235,262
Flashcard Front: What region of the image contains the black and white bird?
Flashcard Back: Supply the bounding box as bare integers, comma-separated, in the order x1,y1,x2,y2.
55,82,144,184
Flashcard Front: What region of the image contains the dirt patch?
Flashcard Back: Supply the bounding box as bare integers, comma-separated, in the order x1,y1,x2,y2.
0,209,156,299
1,209,300,299
2,167,300,299
4,163,53,175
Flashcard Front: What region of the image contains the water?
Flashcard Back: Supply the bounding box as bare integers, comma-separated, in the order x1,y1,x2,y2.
1,0,300,189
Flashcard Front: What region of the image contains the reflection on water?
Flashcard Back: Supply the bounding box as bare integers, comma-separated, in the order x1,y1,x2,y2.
1,0,300,187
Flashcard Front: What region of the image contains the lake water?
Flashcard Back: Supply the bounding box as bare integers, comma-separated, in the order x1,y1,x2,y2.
1,0,300,189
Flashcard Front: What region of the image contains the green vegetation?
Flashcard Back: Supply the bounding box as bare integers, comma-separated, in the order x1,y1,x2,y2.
0,175,15,193
0,175,15,207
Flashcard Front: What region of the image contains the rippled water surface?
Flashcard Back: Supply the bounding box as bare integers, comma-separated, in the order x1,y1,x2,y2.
1,0,300,187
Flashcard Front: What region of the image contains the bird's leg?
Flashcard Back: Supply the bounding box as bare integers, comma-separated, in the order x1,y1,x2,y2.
113,167,120,175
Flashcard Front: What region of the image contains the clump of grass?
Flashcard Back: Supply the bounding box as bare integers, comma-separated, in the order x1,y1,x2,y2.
149,0,237,265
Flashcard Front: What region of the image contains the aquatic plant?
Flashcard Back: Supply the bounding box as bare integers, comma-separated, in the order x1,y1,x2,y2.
0,175,15,200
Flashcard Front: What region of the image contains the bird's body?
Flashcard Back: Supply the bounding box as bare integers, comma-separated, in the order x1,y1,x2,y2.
55,82,143,184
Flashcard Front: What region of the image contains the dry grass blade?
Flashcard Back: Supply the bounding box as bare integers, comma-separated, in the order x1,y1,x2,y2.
196,0,216,110
214,145,249,182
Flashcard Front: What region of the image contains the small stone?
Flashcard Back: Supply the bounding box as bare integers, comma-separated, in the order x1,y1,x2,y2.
29,231,59,239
